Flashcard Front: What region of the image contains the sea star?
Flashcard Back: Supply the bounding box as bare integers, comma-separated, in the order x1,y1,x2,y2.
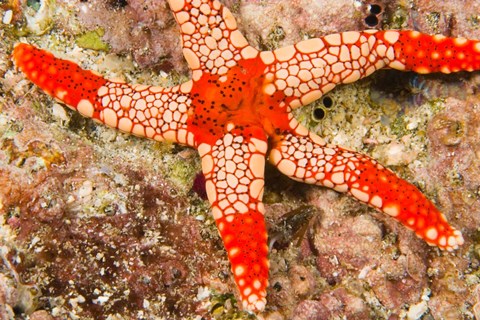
12,0,480,312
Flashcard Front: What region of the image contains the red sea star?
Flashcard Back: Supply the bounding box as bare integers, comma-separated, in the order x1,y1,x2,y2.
12,0,480,312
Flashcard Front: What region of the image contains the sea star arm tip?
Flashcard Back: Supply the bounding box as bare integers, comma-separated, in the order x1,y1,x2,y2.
168,0,258,79
13,42,108,108
12,42,196,146
386,30,480,74
200,131,269,312
261,30,480,110
269,127,464,251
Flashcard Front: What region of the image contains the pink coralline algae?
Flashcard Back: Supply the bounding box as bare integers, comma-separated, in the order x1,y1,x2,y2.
60,0,188,72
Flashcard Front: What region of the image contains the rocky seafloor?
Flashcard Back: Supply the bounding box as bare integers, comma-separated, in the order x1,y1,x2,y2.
1,0,480,319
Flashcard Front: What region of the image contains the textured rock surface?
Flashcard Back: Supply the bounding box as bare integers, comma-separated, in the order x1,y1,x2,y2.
1,0,480,319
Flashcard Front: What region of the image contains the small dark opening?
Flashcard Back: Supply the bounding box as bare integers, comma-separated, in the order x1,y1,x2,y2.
322,96,334,108
364,14,379,27
273,282,283,291
109,0,128,9
369,4,382,15
313,107,326,120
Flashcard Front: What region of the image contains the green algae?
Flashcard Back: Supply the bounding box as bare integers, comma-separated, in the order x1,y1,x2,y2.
166,152,200,192
75,28,110,52
385,3,409,30
209,292,256,320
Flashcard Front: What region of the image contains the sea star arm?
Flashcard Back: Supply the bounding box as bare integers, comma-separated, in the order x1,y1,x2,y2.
198,129,269,312
167,0,259,79
12,43,196,146
269,122,464,251
260,30,480,109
